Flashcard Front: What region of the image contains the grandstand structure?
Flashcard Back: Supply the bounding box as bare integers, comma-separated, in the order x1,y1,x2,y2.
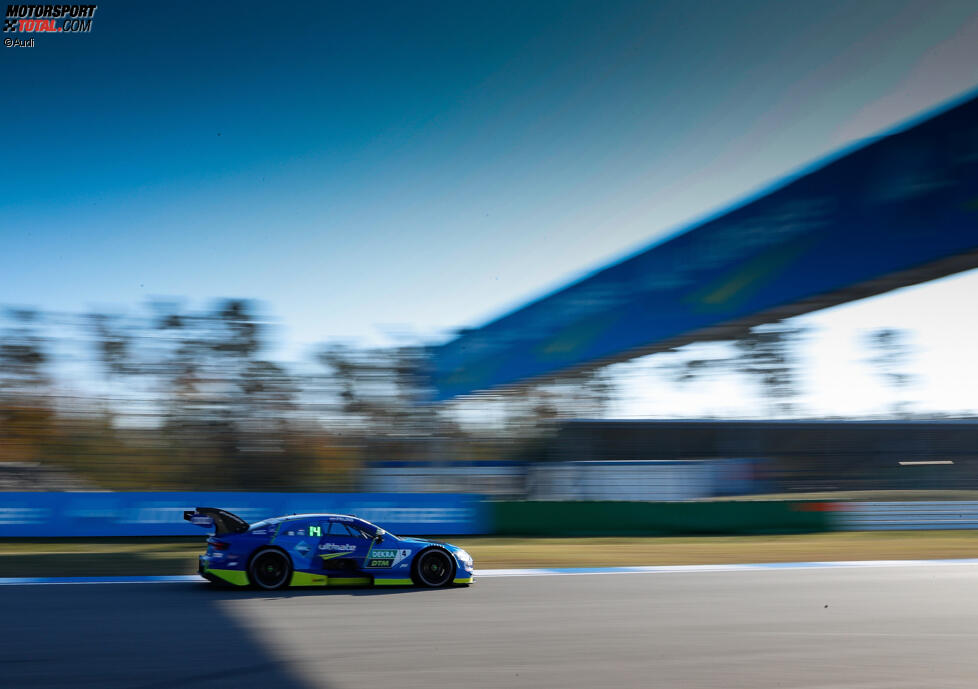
552,419,978,492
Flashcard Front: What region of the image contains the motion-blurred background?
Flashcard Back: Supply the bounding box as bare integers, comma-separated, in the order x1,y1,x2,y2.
3,301,978,499
4,0,978,550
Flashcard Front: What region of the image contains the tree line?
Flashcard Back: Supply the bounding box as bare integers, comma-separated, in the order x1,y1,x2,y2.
0,300,919,490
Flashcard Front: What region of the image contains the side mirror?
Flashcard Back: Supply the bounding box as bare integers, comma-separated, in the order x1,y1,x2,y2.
374,534,384,544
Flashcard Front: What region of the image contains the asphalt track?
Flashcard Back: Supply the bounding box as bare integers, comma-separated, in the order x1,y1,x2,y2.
3,564,978,689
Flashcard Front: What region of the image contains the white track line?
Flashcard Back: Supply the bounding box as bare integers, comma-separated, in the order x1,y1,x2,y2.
3,559,978,585
473,559,978,577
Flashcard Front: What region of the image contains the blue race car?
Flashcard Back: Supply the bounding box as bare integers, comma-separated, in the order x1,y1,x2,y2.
185,507,474,590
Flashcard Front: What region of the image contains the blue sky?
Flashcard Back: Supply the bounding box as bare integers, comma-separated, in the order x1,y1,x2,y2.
4,0,978,413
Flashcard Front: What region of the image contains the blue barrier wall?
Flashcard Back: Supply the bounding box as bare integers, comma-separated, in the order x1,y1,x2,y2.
0,492,488,537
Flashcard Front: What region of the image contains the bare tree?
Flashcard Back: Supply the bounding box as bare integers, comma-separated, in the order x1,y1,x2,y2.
734,322,807,417
0,308,49,395
866,328,914,416
0,309,55,464
84,299,311,489
667,356,722,387
316,343,443,436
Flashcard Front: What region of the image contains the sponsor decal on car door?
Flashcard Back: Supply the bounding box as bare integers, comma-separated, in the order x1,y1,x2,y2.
316,521,369,570
366,547,412,569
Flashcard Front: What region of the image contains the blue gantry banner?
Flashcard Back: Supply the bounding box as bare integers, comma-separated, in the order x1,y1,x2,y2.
430,91,978,399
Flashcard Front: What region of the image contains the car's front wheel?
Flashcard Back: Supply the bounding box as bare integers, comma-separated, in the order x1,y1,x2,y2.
412,548,455,587
248,548,292,590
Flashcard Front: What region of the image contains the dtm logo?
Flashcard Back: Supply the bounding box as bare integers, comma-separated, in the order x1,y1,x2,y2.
4,4,97,34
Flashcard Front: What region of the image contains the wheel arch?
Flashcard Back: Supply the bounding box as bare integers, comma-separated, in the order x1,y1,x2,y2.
247,544,293,569
246,545,295,588
410,545,457,586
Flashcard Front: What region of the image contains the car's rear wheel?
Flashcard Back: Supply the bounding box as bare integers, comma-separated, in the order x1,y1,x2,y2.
248,548,292,590
412,548,455,587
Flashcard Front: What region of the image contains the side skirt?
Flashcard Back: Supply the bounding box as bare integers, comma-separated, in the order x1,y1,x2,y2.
204,568,250,587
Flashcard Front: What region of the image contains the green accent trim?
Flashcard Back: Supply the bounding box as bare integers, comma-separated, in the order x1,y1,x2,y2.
365,543,398,569
319,552,348,561
374,578,413,586
453,576,473,584
289,571,328,586
269,523,282,544
327,577,371,586
366,558,394,568
206,568,249,586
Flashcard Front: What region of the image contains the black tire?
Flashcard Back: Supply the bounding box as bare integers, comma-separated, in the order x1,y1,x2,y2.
248,548,292,590
412,548,455,588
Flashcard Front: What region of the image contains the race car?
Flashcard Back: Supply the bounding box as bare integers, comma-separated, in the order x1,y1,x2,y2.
184,507,474,590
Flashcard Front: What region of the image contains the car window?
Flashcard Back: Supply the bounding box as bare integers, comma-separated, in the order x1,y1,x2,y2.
328,522,373,539
328,522,355,536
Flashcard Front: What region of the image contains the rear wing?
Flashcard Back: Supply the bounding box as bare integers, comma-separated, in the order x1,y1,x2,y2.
183,507,250,536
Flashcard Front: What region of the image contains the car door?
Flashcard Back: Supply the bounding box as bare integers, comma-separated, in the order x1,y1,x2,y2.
274,519,318,572
315,520,370,572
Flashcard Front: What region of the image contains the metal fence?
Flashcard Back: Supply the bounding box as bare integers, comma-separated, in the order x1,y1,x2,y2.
835,501,978,530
